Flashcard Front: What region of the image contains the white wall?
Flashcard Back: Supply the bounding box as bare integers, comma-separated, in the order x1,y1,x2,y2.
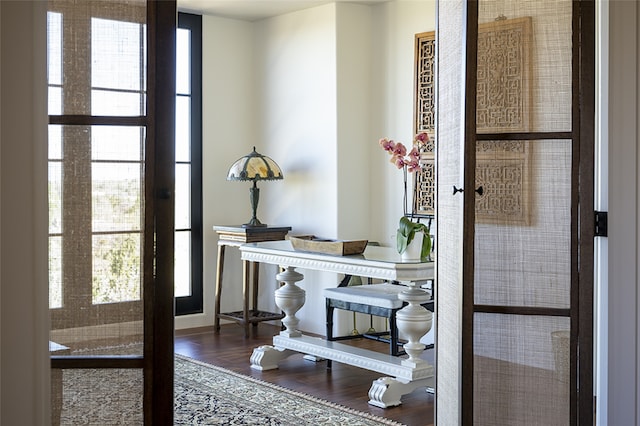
366,0,436,343
369,1,436,248
187,1,436,336
254,4,338,236
336,3,373,240
176,15,255,329
605,1,638,424
0,1,50,424
254,4,340,334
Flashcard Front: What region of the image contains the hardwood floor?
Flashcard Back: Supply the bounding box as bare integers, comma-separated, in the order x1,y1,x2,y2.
175,323,434,426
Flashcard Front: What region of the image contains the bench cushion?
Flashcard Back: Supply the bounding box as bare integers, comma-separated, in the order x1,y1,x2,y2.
323,283,409,309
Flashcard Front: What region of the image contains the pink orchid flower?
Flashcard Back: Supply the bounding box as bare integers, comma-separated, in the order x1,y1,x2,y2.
414,132,429,143
379,132,429,173
392,156,406,169
406,160,422,173
408,147,420,162
379,138,395,152
391,142,407,157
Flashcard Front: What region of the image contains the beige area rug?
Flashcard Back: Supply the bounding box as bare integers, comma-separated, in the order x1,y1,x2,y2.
59,354,405,425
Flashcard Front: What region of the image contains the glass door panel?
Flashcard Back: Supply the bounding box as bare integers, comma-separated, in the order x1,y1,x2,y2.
470,0,591,424
48,1,175,423
436,0,593,423
474,314,571,424
473,139,572,310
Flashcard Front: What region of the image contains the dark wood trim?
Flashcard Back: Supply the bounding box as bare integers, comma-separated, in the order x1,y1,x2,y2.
576,0,596,424
462,1,478,425
51,356,144,369
175,12,204,316
474,305,571,317
476,131,573,141
144,1,176,424
570,2,581,423
463,1,595,424
49,115,146,126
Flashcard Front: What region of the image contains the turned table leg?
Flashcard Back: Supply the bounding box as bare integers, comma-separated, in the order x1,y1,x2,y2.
274,266,305,337
367,285,434,408
214,244,226,332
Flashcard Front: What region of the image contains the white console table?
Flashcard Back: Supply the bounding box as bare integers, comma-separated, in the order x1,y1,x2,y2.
239,240,434,408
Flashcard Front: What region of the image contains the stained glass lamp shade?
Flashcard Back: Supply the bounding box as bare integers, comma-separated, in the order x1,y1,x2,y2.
226,147,284,228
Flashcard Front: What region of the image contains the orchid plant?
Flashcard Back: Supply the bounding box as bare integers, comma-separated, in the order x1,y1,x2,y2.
379,132,432,261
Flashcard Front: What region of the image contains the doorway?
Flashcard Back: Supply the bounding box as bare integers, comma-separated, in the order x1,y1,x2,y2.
435,1,594,423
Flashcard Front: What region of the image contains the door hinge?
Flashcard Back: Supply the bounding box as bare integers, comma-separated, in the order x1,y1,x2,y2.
595,211,608,237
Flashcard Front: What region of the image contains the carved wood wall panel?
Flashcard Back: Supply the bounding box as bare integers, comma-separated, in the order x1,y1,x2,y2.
414,31,436,136
477,17,532,133
475,141,531,225
413,18,533,223
413,31,435,217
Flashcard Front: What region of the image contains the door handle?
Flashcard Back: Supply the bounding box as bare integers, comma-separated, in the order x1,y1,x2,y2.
452,185,483,195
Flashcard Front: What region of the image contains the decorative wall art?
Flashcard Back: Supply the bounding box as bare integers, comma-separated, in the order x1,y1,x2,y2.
413,17,533,224
414,31,436,135
412,31,435,217
474,140,531,225
476,16,533,134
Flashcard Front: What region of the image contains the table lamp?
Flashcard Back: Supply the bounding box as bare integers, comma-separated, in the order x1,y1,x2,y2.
226,147,283,228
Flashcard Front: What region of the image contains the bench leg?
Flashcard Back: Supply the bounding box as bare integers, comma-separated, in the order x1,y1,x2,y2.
326,300,335,369
390,308,403,356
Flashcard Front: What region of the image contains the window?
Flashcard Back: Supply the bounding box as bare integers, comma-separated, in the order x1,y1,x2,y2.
48,6,147,328
175,12,203,315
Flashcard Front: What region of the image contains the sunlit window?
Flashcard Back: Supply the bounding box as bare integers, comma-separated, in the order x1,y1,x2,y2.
175,13,203,315
47,11,146,316
47,9,201,318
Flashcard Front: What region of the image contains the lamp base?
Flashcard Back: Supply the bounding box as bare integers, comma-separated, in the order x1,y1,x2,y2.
242,218,267,228
243,183,268,228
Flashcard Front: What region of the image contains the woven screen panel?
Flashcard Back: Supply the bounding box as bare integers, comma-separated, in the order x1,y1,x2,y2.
474,140,571,309
473,0,573,424
474,314,570,425
48,2,148,424
48,0,146,351
478,0,572,133
435,0,465,423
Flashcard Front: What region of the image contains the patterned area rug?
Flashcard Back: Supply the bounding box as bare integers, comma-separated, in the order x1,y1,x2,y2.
59,355,405,425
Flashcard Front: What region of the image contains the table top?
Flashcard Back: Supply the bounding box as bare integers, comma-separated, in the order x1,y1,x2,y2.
240,240,434,282
214,225,292,243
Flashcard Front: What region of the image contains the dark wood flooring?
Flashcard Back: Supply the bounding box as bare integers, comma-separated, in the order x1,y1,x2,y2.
175,323,434,426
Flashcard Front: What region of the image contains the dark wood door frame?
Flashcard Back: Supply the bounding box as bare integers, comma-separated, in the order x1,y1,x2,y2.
144,1,176,424
459,0,595,424
49,1,176,424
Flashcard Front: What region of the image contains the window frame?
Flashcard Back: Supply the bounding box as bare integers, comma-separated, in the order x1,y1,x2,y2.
175,12,203,315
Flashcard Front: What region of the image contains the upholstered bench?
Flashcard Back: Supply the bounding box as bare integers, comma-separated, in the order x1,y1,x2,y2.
324,281,433,366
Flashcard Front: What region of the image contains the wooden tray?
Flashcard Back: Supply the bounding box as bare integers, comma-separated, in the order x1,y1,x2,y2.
289,236,368,256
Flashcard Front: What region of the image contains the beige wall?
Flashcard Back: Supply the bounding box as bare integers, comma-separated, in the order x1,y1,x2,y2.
605,1,639,424
1,1,50,424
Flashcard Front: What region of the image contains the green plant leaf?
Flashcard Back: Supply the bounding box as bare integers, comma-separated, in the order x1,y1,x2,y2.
420,232,432,262
396,229,409,254
397,216,431,259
